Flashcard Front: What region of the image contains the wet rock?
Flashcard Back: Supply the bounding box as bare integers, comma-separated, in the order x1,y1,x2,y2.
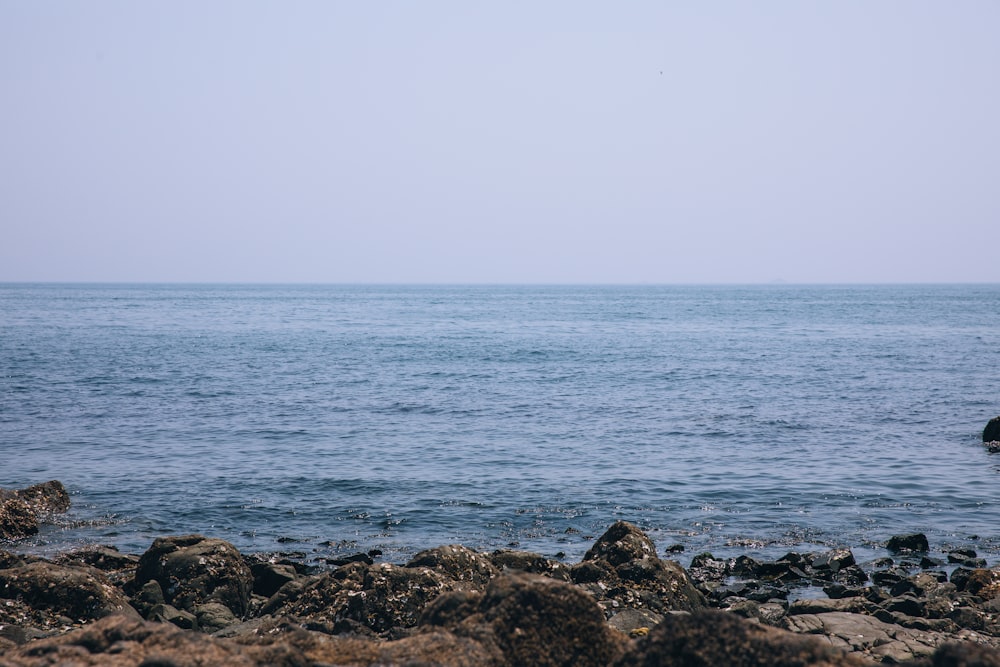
272,560,454,634
984,416,1000,443
921,555,946,568
0,498,38,540
823,583,865,599
948,549,987,568
194,601,238,632
812,549,856,579
12,480,71,514
887,533,930,554
952,567,975,591
615,609,865,666
578,521,706,615
688,552,729,582
872,566,910,588
134,534,252,620
406,544,499,587
732,554,762,578
0,560,138,625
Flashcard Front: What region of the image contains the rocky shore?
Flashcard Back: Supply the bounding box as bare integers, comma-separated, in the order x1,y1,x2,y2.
4,482,1000,665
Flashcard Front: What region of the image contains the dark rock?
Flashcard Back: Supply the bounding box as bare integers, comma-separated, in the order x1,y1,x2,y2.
148,602,198,630
883,594,925,617
732,554,762,578
921,555,945,568
0,560,138,623
951,567,975,591
56,545,139,573
962,568,1000,600
194,602,237,633
249,561,297,598
613,609,866,667
435,571,627,667
665,544,685,553
984,416,1000,442
323,552,374,567
272,561,453,634
948,550,987,568
832,565,868,586
929,641,1000,667
133,579,166,618
871,557,895,568
0,498,38,540
579,522,706,615
887,533,929,553
134,534,252,620
872,567,909,588
812,548,855,575
823,584,864,599
688,552,729,581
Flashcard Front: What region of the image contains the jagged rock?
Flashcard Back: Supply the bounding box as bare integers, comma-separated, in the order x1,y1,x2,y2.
406,544,500,587
270,560,454,634
11,481,71,514
615,609,866,666
134,534,252,620
424,571,627,667
962,568,1000,601
249,561,298,598
887,533,930,553
577,521,705,616
0,498,38,540
688,552,729,581
148,602,198,629
984,416,1000,443
0,560,138,625
609,607,665,634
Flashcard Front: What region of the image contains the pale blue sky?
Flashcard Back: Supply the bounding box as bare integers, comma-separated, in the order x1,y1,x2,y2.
2,2,998,283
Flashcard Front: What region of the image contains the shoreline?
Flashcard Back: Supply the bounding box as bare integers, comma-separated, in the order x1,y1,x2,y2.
3,487,1000,665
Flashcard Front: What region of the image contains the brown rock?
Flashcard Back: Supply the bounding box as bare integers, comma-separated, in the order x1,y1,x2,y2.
406,544,500,587
134,534,252,620
425,571,627,667
14,480,71,514
577,521,706,615
616,609,866,666
0,497,38,540
0,560,138,625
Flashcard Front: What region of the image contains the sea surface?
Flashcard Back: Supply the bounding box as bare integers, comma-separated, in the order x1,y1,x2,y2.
2,284,999,569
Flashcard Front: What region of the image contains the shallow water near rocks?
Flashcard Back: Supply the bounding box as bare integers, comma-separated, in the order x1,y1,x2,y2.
2,284,999,568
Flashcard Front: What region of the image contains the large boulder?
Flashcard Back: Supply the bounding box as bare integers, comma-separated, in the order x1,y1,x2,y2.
0,561,138,625
423,571,627,667
573,521,705,616
134,535,252,620
406,544,500,587
267,560,455,635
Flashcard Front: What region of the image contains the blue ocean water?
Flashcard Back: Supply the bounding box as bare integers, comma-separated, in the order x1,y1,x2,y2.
2,284,999,568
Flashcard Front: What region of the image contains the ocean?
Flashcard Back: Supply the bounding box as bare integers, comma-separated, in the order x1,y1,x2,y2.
2,283,999,569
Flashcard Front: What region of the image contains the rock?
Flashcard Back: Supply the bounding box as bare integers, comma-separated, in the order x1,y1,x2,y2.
249,561,298,598
0,498,38,540
134,534,252,620
194,601,238,632
406,544,500,587
608,607,665,634
887,533,930,553
148,602,198,629
962,568,1000,600
577,521,706,615
984,416,1000,443
0,560,138,625
271,560,454,634
425,571,627,667
13,480,71,514
688,552,729,581
812,549,855,575
615,609,865,666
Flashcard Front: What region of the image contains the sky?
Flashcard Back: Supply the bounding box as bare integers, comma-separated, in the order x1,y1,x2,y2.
1,2,998,284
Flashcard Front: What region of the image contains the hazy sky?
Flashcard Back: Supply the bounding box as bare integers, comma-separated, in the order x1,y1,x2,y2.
2,2,998,283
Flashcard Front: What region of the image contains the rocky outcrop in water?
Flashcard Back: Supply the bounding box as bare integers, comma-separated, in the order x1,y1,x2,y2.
4,509,1000,665
0,481,70,541
985,416,1000,451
